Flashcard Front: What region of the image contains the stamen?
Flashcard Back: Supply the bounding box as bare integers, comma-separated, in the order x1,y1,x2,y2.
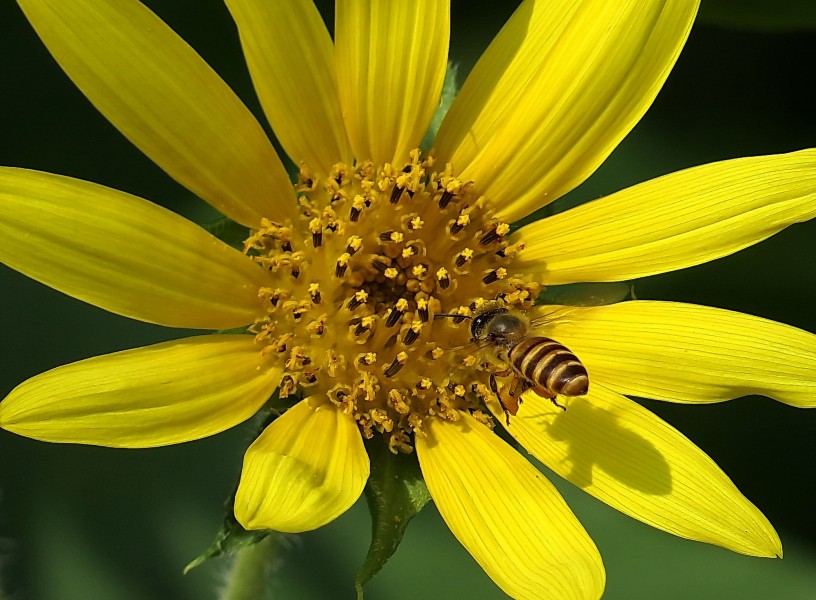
386,299,409,327
347,290,368,311
436,267,450,289
336,253,351,277
479,222,511,246
482,267,507,284
371,256,391,273
384,351,409,378
309,218,323,248
455,248,474,268
403,321,423,345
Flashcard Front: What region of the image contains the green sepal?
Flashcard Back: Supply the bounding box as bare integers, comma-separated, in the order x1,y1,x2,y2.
183,510,269,575
354,437,432,599
421,61,460,151
537,281,635,307
184,405,284,574
204,216,250,251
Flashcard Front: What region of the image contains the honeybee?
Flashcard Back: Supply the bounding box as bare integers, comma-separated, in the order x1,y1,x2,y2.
436,305,588,420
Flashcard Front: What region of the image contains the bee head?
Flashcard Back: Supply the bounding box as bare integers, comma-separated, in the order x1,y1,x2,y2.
472,307,528,346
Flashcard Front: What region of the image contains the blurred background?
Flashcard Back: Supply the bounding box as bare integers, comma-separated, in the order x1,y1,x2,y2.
2,1,816,598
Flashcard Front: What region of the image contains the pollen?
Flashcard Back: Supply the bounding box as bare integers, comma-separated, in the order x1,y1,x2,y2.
246,150,539,452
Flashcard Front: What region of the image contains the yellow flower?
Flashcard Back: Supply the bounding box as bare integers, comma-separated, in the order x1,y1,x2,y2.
1,1,815,599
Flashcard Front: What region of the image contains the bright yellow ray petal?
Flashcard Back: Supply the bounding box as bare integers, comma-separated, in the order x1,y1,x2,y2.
336,0,450,165
536,301,816,407
0,335,280,448
434,0,698,222
490,386,781,558
514,150,816,283
234,395,369,533
224,0,352,174
416,412,605,600
17,0,296,226
0,169,266,329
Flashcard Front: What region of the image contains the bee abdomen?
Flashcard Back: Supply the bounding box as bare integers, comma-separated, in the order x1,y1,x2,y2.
509,337,589,397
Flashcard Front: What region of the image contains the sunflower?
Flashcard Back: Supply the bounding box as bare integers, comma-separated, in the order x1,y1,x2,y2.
2,1,816,599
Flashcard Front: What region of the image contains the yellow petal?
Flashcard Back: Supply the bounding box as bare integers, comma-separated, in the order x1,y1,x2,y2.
416,412,605,600
490,386,781,557
336,0,450,164
224,0,352,174
235,396,369,533
17,0,296,226
514,150,816,283
0,335,280,448
0,168,266,329
434,0,698,222
536,301,816,407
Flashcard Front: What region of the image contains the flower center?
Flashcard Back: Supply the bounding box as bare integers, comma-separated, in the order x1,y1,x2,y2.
244,150,538,452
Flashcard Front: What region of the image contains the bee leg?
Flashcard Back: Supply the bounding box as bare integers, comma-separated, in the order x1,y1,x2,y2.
534,386,567,411
489,374,517,425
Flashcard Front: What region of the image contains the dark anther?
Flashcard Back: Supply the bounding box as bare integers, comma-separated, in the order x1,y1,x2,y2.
350,206,361,222
449,221,465,235
335,261,348,278
281,241,293,252
455,253,468,267
384,358,405,378
379,231,396,242
403,327,420,345
482,269,499,284
291,266,301,279
312,231,323,248
390,185,404,205
371,258,390,273
438,190,454,209
479,228,501,246
386,307,404,328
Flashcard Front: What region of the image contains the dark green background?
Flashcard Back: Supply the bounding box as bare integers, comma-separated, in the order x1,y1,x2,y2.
2,1,816,598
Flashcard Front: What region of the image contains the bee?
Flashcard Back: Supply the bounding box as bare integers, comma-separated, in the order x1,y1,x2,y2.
436,305,588,420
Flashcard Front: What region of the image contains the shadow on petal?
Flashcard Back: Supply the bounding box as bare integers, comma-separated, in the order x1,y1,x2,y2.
520,395,672,496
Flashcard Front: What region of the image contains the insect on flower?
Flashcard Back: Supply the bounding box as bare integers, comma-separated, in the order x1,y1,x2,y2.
2,1,816,599
435,304,589,419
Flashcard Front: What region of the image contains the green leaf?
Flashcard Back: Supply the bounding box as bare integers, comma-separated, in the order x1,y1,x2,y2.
184,511,269,574
421,61,460,151
355,438,432,599
204,216,250,251
698,0,816,31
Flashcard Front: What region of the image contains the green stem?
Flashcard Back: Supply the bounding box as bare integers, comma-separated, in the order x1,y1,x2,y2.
219,533,280,600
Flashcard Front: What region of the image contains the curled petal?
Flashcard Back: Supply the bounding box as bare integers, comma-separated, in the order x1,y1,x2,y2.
235,396,369,533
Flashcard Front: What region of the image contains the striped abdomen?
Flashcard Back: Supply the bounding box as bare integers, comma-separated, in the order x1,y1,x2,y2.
508,337,589,396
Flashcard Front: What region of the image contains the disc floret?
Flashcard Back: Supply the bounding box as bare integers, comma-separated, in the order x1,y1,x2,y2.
245,150,539,452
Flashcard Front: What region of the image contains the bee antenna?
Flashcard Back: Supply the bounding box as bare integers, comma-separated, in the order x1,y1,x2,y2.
433,313,473,320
